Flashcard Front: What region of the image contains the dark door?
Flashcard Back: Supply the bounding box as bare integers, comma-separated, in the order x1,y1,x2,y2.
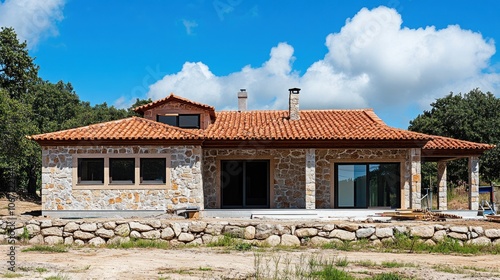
221,160,270,208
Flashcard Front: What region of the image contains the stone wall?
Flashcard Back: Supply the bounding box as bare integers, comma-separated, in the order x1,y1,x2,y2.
2,219,499,247
203,148,414,210
315,149,410,208
203,149,307,209
42,145,203,214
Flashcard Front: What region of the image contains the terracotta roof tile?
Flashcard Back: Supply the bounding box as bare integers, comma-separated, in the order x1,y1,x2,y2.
29,104,494,152
134,93,216,119
29,117,203,141
423,136,494,150
204,110,432,141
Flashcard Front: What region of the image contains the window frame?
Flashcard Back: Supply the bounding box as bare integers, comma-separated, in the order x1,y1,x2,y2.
77,158,104,184
140,158,167,184
72,154,171,190
333,162,401,209
157,114,200,129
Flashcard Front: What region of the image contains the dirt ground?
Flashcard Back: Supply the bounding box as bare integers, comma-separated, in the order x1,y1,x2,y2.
1,246,500,279
2,197,500,279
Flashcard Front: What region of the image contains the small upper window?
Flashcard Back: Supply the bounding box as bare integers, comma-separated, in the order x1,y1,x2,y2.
157,114,200,129
78,158,104,184
110,158,135,184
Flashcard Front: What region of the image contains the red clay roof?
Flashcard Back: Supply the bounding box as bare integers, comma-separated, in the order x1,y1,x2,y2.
203,110,432,141
423,136,494,150
29,117,203,141
134,93,216,119
29,98,494,152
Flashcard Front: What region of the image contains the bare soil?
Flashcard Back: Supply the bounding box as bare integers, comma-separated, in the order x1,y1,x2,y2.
1,246,500,279
2,197,500,279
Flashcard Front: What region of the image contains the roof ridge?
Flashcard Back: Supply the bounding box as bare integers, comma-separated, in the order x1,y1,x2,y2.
363,109,386,126
134,93,215,113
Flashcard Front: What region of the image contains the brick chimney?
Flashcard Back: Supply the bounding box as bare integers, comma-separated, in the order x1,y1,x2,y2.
238,89,247,112
289,88,300,120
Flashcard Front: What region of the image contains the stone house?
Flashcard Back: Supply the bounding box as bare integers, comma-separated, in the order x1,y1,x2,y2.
29,89,493,218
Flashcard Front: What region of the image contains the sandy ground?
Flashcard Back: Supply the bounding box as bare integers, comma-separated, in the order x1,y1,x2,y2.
1,245,500,280
2,197,500,279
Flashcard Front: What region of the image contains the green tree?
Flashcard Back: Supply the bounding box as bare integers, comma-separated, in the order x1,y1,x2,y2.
128,98,152,116
409,89,500,184
0,89,38,192
0,27,39,102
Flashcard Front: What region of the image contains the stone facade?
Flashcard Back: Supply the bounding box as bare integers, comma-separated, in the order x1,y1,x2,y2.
469,156,480,210
315,148,411,209
203,148,307,209
204,148,415,210
41,145,203,214
437,161,447,210
410,148,422,209
2,218,500,247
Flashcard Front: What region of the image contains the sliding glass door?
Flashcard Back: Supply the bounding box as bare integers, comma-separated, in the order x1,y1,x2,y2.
335,163,400,208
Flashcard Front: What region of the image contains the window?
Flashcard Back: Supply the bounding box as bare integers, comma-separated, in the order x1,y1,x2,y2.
335,163,400,209
140,158,166,184
157,114,200,128
74,155,170,189
77,158,104,184
109,158,135,184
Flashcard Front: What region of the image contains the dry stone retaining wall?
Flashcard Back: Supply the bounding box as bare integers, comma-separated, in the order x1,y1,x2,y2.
2,219,500,247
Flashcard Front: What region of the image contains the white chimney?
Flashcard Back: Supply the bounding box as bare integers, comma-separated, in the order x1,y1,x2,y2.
238,89,247,111
289,88,300,120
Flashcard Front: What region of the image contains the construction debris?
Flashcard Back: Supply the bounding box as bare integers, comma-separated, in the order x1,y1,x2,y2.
379,209,462,221
486,215,500,223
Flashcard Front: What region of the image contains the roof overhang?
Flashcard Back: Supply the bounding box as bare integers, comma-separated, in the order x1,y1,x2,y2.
33,139,204,147
202,139,429,149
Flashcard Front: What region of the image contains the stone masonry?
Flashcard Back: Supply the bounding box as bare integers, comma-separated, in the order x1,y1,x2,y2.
41,145,203,214
204,148,415,210
2,218,500,247
315,149,411,209
203,149,307,209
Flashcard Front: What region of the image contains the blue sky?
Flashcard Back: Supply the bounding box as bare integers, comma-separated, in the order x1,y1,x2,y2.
1,0,499,128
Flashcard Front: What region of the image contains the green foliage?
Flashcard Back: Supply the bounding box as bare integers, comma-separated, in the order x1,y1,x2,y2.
2,272,23,278
207,234,252,251
409,89,500,183
44,274,71,280
371,272,404,280
19,227,30,241
0,27,39,101
22,245,68,253
106,238,170,249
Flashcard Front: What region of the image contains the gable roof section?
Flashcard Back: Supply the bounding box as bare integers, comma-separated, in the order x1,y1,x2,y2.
29,117,203,144
203,109,432,141
134,93,216,119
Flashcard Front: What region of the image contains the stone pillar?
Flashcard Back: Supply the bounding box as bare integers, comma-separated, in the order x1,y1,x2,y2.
468,156,480,210
437,161,447,210
305,149,316,209
410,148,422,209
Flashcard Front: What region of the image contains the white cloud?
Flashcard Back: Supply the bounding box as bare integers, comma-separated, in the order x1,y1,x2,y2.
0,0,65,48
144,6,500,126
182,19,198,35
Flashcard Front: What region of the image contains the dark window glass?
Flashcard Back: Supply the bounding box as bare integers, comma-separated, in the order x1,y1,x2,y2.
156,114,200,128
178,115,200,128
110,158,135,184
140,158,166,184
335,163,400,208
78,158,104,184
157,115,177,126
